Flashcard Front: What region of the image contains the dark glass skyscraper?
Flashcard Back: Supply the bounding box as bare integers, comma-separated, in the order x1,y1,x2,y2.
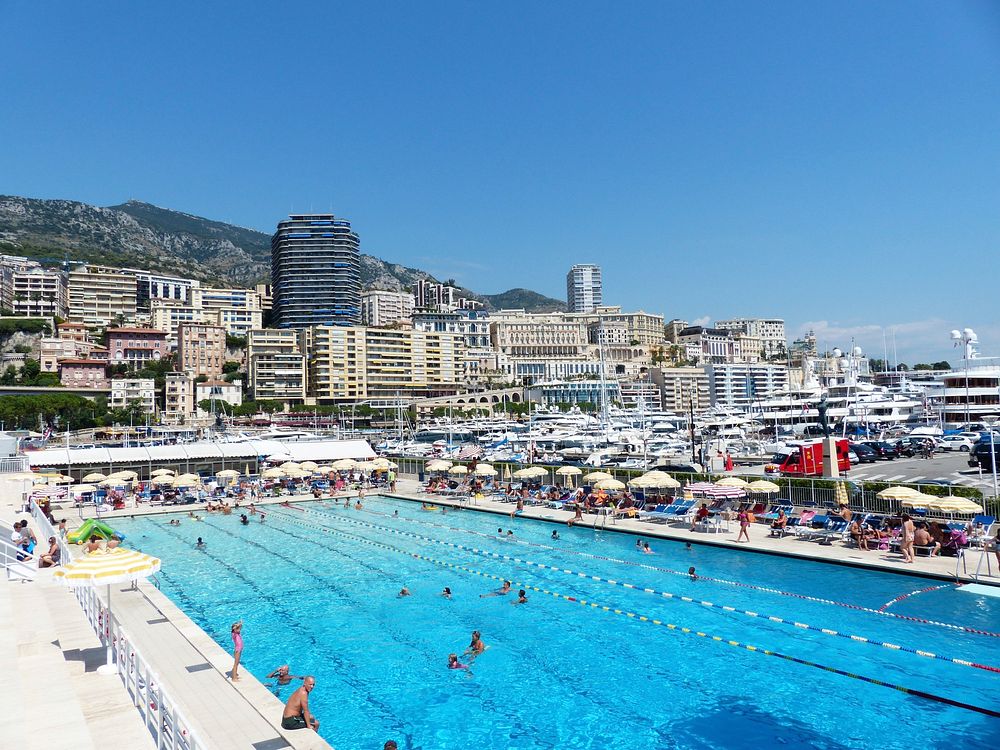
271,214,361,328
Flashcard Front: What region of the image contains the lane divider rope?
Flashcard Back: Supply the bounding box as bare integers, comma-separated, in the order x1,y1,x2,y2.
292,505,1000,674
356,500,1000,639
267,507,1000,720
879,585,952,612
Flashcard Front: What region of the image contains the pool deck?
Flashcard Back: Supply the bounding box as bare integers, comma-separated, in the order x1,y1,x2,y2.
382,479,1000,586
4,482,996,750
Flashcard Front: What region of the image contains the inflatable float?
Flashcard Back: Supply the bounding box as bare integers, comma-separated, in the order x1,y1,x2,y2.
68,518,125,544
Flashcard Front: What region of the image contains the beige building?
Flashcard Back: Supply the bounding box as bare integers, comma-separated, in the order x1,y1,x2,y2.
67,265,138,327
10,267,67,317
110,378,157,414
247,328,307,402
715,318,786,359
196,379,243,412
40,338,107,373
650,366,711,413
490,313,589,359
177,322,227,378
361,290,415,327
163,372,195,424
310,326,464,402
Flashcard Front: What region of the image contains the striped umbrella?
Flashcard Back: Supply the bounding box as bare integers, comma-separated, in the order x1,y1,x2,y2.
747,480,781,494
686,482,746,498
54,547,162,674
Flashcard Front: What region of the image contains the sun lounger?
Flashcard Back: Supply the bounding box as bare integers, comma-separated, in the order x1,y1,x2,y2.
638,503,675,523
813,518,848,545
794,514,829,540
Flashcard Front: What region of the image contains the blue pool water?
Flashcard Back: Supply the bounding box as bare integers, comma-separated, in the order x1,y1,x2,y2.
114,498,1000,749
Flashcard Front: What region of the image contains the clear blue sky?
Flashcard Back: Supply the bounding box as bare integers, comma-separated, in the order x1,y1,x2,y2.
2,1,999,363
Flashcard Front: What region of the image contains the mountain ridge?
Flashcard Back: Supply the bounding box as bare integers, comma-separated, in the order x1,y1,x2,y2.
0,195,566,312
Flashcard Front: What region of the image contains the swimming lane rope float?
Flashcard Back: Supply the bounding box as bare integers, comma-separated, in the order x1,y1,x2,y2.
285,506,1000,675
356,502,1000,639
267,508,1000,720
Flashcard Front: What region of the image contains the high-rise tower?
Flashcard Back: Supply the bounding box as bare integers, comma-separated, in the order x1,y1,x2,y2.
271,214,361,328
566,263,603,313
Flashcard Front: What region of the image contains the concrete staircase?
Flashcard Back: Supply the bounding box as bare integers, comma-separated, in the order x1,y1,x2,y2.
0,573,154,750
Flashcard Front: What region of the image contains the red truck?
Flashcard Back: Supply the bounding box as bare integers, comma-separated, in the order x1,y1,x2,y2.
767,439,851,477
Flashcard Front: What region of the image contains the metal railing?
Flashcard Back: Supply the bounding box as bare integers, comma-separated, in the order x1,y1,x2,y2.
0,533,36,581
29,501,205,750
0,455,29,473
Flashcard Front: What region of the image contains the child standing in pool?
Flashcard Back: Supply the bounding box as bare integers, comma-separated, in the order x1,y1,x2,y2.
231,620,244,681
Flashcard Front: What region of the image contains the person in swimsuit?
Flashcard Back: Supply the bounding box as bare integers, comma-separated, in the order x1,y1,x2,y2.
510,498,525,518
512,589,528,605
441,587,452,599
281,676,319,731
736,510,751,543
899,514,916,563
84,535,102,553
38,537,60,568
464,630,486,660
398,587,411,597
480,581,511,598
196,537,205,548
688,566,697,580
642,542,654,554
551,530,559,540
230,620,244,681
267,665,303,686
567,504,584,527
448,653,471,673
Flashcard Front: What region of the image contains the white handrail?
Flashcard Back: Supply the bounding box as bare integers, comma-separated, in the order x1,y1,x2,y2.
30,501,205,750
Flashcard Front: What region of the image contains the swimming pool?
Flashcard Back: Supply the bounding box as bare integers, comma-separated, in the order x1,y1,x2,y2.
114,498,1000,749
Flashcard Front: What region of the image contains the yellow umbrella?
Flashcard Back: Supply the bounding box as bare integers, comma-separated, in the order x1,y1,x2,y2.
108,470,139,481
630,472,681,489
262,467,286,479
54,547,161,674
150,468,175,477
332,459,358,471
715,476,749,488
877,486,922,501
747,480,781,494
299,461,319,471
280,461,301,471
448,465,469,475
583,471,613,483
473,464,497,476
82,472,108,482
594,478,626,491
555,466,582,476
900,494,935,508
924,496,984,514
315,465,334,474
171,474,201,487
73,483,97,493
216,469,240,479
425,460,453,472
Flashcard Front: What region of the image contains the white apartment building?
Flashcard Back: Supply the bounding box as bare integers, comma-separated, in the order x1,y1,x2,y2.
361,290,415,327
194,287,263,336
129,270,199,312
247,328,307,402
67,265,138,327
715,318,787,359
10,267,67,317
566,264,602,313
110,378,157,415
706,363,789,409
196,379,243,412
676,326,736,365
0,255,39,311
163,372,195,425
650,367,711,413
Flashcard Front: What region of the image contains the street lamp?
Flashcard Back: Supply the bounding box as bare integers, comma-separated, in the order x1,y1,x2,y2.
950,328,978,425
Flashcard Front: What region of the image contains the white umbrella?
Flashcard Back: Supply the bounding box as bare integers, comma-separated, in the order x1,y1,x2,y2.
150,468,175,477
715,476,749,488
262,467,286,479
216,469,241,480
280,461,302,472
448,465,469,475
583,471,613,483
594,478,626,491
473,464,497,476
54,548,161,675
425,460,453,472
299,461,319,472
747,480,781,494
332,459,357,471
74,483,98,493
555,466,582,476
108,470,139,481
82,472,108,482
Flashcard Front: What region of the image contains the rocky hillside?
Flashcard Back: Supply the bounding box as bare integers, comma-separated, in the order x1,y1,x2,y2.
0,195,565,311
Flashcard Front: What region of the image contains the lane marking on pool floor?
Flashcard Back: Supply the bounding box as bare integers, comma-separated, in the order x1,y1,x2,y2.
267,509,1000,720
275,507,1000,675
354,500,1000,639
879,585,952,611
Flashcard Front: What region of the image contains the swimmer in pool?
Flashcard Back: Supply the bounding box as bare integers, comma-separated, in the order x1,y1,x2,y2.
642,542,654,554
448,653,471,674
480,581,511,598
441,587,452,599
636,539,642,550
506,530,515,539
393,510,399,517
398,587,411,597
512,589,528,605
685,542,692,550
355,500,363,510
464,630,486,659
688,566,697,580
196,537,205,548
551,530,559,540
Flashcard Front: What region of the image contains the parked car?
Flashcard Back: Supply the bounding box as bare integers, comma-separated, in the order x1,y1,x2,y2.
861,441,899,460
969,441,999,471
651,462,704,475
848,443,878,463
892,436,938,457
847,449,860,465
939,435,974,452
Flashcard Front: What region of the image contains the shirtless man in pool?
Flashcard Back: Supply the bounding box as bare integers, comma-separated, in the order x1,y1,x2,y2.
281,676,319,732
